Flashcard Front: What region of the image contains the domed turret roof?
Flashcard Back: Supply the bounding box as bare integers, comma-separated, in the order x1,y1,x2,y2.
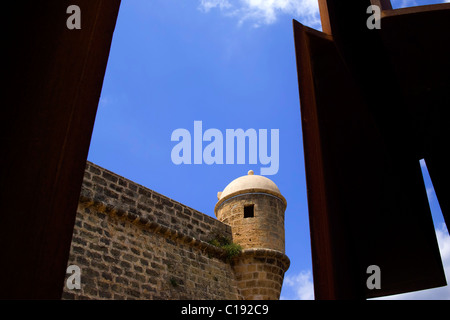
216,170,286,207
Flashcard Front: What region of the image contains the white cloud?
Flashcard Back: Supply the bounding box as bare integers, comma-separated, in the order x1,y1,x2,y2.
199,0,450,28
282,269,314,300
393,0,450,8
198,0,321,28
199,0,232,12
400,0,417,8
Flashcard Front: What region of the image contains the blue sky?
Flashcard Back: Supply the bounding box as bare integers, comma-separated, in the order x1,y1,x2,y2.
87,0,449,299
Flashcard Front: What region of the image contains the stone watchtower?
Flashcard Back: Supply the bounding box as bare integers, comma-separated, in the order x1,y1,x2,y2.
215,170,290,300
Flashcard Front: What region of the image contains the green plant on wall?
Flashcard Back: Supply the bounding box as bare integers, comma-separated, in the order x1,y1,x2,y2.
208,234,242,261
169,277,179,288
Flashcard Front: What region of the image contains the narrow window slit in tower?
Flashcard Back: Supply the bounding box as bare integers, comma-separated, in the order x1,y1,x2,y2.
244,204,254,218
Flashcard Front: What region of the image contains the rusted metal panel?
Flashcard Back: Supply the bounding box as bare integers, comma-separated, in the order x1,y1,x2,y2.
379,6,450,230
1,1,121,299
293,9,447,298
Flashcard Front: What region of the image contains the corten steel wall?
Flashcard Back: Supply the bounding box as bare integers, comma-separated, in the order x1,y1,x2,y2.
1,1,121,299
62,162,242,300
294,0,449,299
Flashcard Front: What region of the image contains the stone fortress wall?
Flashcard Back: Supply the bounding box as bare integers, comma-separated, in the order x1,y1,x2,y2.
62,161,288,300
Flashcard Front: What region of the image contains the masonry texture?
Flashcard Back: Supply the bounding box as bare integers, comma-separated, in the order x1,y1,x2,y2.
62,161,289,300
63,161,242,300
215,194,286,252
214,172,289,300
